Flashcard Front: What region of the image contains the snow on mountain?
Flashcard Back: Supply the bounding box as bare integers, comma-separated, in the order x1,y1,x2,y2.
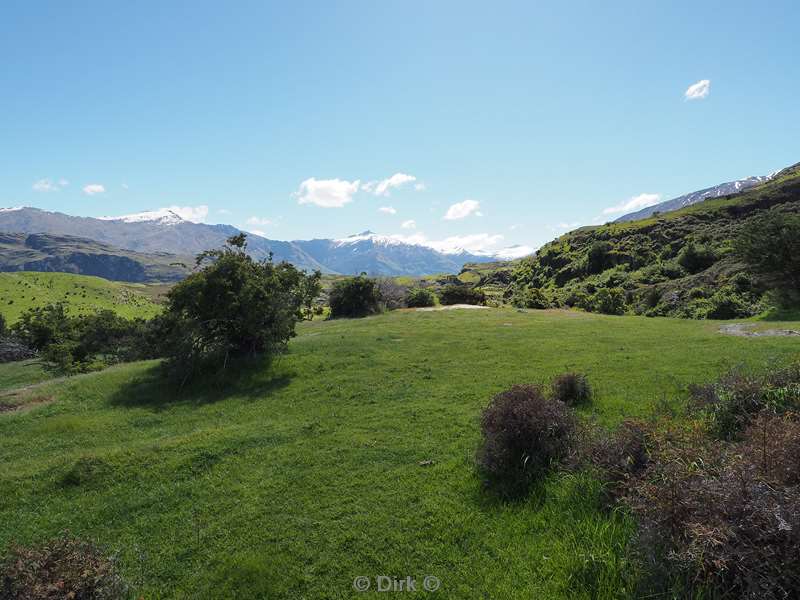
615,172,776,222
0,206,25,213
98,208,187,225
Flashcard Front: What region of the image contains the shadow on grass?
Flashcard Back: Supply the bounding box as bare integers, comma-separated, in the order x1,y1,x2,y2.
758,306,800,321
108,356,293,410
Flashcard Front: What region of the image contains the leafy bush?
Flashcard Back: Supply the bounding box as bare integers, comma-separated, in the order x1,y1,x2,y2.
736,211,800,306
551,372,592,406
328,274,381,318
689,363,800,439
510,285,551,309
677,241,716,274
705,286,756,319
438,284,486,306
160,234,321,381
476,385,576,497
588,287,625,315
375,278,408,310
1,533,128,599
587,241,612,274
405,287,436,308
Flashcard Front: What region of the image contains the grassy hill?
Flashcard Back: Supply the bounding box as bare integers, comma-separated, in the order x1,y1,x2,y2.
507,162,800,318
0,272,164,323
1,308,799,598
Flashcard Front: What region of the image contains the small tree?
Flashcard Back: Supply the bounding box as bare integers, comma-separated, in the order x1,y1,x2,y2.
405,287,436,308
735,211,800,306
677,241,716,274
160,234,321,381
438,284,486,306
328,274,381,318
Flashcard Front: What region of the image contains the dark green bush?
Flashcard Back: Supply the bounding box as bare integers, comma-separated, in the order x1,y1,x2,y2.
677,241,716,274
510,286,551,309
439,284,486,306
551,372,592,406
476,385,576,498
588,287,625,315
328,274,381,318
705,286,755,319
0,533,128,599
404,287,436,308
587,241,612,274
160,234,321,381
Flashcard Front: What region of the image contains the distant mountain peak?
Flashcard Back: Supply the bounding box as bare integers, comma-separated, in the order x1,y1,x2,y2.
0,206,25,213
98,208,187,225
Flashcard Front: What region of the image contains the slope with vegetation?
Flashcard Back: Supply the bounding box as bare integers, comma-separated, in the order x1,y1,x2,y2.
1,307,799,598
507,162,800,318
0,272,163,323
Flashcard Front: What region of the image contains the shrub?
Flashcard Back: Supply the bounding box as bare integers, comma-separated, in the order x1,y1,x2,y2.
705,286,755,319
0,533,128,599
405,287,436,308
510,286,550,309
476,385,576,497
551,372,592,406
375,278,407,310
438,285,486,306
328,275,381,318
677,241,716,274
587,241,611,274
0,313,5,337
160,234,321,381
624,415,800,600
735,211,800,306
588,287,625,315
689,363,800,439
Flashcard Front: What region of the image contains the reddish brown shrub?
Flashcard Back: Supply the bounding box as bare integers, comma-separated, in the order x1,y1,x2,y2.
0,533,128,600
551,372,592,406
477,384,576,498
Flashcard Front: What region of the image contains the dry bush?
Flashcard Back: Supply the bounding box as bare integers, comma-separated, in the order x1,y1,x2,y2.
1,533,128,599
551,372,592,406
476,385,576,498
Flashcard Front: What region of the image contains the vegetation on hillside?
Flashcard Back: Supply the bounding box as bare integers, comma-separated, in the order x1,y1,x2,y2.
502,163,800,318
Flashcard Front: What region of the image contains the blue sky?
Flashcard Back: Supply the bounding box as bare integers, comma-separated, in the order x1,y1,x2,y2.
2,0,798,254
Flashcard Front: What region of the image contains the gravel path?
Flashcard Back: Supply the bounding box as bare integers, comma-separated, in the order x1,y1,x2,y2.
719,323,800,337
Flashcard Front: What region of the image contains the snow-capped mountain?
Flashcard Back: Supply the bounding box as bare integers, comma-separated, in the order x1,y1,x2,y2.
0,209,517,278
615,172,778,222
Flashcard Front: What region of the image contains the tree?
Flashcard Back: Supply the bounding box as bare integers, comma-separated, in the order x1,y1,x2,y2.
587,241,612,274
735,211,800,306
328,274,381,318
160,234,321,381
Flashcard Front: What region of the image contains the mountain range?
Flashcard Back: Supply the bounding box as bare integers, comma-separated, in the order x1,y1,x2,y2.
0,207,516,280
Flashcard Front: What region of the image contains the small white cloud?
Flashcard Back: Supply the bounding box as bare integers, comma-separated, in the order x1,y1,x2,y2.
366,173,418,196
246,216,273,226
685,79,710,100
443,199,481,220
414,182,426,191
82,184,106,195
427,232,504,254
378,206,397,215
401,219,416,229
32,179,59,192
121,183,129,190
218,208,231,215
168,205,209,222
602,193,662,215
295,177,359,208
556,221,581,229
58,179,69,187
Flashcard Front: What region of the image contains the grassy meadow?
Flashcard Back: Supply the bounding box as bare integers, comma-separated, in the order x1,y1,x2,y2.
1,308,799,598
0,272,164,323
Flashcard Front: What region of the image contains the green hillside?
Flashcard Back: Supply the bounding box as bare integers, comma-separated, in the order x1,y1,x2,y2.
506,162,800,318
1,308,799,598
0,272,164,323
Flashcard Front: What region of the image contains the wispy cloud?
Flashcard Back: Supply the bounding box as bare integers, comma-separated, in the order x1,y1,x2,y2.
218,208,231,215
602,193,661,215
378,206,397,215
169,205,209,222
401,219,416,229
685,79,710,100
82,183,106,196
414,182,426,192
443,199,481,220
32,178,68,192
295,177,360,208
362,173,419,196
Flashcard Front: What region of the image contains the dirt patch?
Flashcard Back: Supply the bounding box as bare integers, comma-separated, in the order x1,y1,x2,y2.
0,394,54,414
415,304,490,312
719,323,800,337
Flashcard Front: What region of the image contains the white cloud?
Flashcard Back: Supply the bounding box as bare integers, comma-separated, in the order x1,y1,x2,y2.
426,233,504,254
685,79,710,100
121,183,129,190
32,178,68,192
82,184,106,195
378,206,397,215
555,221,581,230
401,219,416,229
295,177,359,208
602,193,661,215
370,172,417,196
168,205,209,222
246,216,273,226
443,199,481,220
218,208,231,215
414,182,426,191
248,229,267,237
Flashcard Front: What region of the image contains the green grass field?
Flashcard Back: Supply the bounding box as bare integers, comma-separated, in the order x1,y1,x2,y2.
0,272,164,323
1,308,799,598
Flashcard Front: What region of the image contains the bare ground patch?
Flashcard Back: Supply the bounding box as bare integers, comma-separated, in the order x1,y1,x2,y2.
719,323,800,337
